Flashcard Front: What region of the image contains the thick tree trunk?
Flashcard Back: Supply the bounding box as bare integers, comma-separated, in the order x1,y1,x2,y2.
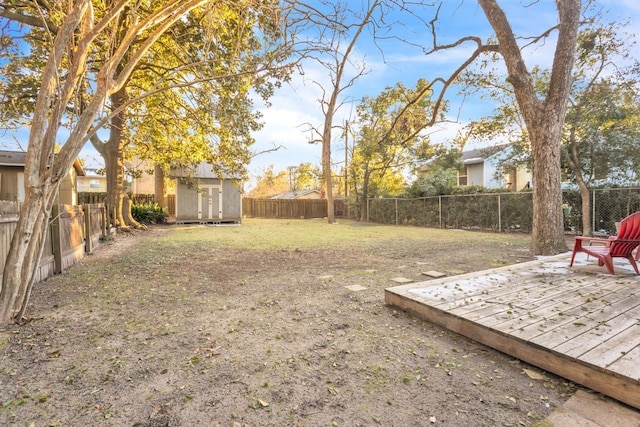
104,133,125,228
102,89,128,229
0,156,63,323
529,122,568,255
0,191,50,322
479,0,579,255
154,164,167,211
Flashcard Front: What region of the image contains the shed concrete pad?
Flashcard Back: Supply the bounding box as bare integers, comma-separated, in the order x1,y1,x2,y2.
544,390,640,427
421,270,446,278
390,277,413,284
345,285,368,291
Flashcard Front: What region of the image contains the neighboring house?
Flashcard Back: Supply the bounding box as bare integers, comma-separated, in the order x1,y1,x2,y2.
77,168,107,193
0,150,85,204
269,189,322,200
419,145,531,191
170,163,242,224
125,158,156,194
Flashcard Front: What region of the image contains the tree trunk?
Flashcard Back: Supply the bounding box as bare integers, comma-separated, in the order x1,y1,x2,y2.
104,128,125,228
577,180,592,237
323,113,335,224
478,0,580,255
359,167,370,222
566,143,592,237
0,187,55,322
154,164,167,211
102,87,142,230
529,123,568,255
0,146,65,323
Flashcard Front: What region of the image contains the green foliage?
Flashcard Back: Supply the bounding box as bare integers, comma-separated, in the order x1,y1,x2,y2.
350,80,440,217
249,163,321,198
562,187,640,235
131,203,168,225
368,191,533,232
405,169,458,197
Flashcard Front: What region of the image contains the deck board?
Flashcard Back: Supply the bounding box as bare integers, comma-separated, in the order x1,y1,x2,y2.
384,253,640,410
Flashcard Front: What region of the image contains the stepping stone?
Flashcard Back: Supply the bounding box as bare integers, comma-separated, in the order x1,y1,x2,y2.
391,277,413,284
317,275,334,280
345,284,368,291
422,270,447,278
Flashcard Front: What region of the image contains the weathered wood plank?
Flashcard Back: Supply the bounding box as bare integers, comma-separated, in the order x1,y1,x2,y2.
385,284,640,409
454,275,605,324
528,288,640,350
507,281,636,342
580,321,640,368
557,314,639,360
605,344,640,380
385,255,640,410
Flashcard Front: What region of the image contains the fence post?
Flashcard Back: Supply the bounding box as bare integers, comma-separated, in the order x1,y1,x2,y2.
100,204,107,236
438,196,442,229
497,194,502,232
395,198,398,225
84,204,93,254
51,204,63,274
592,189,596,234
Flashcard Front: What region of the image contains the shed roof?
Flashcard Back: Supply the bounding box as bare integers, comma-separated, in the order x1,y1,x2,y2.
170,162,238,179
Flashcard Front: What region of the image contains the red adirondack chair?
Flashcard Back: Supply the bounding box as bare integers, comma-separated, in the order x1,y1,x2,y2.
569,212,640,275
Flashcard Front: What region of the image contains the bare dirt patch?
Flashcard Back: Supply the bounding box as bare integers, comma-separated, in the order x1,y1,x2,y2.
0,220,577,426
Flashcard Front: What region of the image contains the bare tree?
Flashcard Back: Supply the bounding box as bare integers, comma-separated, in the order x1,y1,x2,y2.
295,1,383,223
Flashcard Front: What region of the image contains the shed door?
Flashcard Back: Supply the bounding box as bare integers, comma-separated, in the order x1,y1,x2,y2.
198,185,222,220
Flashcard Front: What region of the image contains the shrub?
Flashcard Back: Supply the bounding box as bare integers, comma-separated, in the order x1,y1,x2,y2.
131,203,168,224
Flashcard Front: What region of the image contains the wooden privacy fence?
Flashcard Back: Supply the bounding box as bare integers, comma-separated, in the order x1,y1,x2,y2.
243,198,329,219
0,202,107,284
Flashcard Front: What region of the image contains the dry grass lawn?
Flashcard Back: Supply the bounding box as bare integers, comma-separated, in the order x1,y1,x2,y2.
0,219,577,426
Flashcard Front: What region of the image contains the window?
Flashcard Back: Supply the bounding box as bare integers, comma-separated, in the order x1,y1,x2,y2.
457,171,468,186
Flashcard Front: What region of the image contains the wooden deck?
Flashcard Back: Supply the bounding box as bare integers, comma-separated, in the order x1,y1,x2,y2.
384,253,640,410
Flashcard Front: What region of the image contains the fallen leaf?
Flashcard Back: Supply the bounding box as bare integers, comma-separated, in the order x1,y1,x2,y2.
523,368,544,380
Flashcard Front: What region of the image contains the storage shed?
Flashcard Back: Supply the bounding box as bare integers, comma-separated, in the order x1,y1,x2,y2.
170,163,242,224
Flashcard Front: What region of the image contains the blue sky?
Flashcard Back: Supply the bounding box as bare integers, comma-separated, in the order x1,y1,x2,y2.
2,1,639,187
245,0,640,187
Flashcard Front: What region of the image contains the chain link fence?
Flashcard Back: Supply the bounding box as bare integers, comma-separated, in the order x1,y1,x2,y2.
563,187,640,236
366,187,640,235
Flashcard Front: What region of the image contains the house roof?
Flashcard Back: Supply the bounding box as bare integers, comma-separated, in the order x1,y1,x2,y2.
417,144,511,172
270,189,321,199
0,150,85,175
461,145,510,165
